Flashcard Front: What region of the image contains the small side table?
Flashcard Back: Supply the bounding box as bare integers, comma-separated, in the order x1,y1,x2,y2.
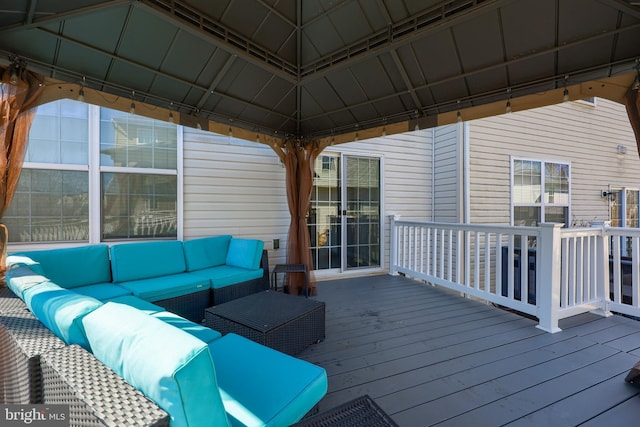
271,263,309,297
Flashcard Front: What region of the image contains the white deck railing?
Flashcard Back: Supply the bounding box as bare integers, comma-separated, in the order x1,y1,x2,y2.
389,217,640,332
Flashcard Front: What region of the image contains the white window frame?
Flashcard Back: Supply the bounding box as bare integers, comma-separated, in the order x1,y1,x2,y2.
510,156,571,227
609,187,640,228
9,102,183,250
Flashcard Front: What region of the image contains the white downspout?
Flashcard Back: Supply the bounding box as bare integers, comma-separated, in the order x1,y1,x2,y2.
431,127,436,221
463,121,470,224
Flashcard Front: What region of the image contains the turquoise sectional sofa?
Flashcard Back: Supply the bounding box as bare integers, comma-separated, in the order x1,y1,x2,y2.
4,237,328,426
8,235,269,322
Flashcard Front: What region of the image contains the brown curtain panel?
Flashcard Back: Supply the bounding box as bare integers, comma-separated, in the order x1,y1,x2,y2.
284,140,322,296
624,87,640,156
0,65,45,270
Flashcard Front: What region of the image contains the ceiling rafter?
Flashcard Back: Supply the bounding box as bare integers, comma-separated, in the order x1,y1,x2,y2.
597,0,640,19
24,0,39,25
195,54,237,109
0,0,131,33
254,0,296,27
138,0,298,82
389,50,423,112
301,20,640,134
1,0,639,141
299,0,507,79
33,26,292,123
301,0,351,29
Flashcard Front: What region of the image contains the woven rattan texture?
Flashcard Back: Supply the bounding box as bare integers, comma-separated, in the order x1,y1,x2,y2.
0,310,66,404
153,288,211,323
205,291,325,355
294,395,399,427
0,286,28,314
211,250,270,305
212,276,270,305
41,345,169,427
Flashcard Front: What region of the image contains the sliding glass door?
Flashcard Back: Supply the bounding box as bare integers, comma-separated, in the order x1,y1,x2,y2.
309,153,381,271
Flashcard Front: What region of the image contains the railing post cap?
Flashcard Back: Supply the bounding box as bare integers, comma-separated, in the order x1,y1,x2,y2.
589,220,611,228
539,222,564,229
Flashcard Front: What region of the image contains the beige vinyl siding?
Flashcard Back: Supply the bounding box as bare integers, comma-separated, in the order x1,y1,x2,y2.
324,129,433,271
433,124,462,223
182,128,432,274
467,98,639,226
182,129,289,266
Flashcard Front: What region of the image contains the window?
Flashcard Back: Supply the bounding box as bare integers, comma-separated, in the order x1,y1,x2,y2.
4,100,90,242
512,159,570,227
100,108,178,240
610,188,639,228
3,100,179,243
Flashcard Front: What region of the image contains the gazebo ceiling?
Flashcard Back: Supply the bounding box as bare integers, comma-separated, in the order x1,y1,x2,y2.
1,0,640,141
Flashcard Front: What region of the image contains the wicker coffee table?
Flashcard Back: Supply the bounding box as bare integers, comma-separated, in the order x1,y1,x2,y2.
204,290,325,356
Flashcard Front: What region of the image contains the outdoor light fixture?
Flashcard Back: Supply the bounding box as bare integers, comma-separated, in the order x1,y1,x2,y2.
563,75,570,102
77,87,85,102
168,111,174,124
618,144,628,156
505,88,512,114
602,191,616,202
129,91,136,115
8,66,18,85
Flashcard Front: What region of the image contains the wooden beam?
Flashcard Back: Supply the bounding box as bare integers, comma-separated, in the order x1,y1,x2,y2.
35,77,287,149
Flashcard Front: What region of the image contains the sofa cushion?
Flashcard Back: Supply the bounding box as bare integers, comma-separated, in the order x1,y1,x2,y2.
83,302,230,427
10,245,112,289
199,266,264,289
22,282,103,349
110,241,187,283
6,254,44,273
183,235,232,272
117,272,210,302
208,333,328,426
151,311,222,343
225,239,264,270
108,295,164,314
73,283,132,301
5,265,50,298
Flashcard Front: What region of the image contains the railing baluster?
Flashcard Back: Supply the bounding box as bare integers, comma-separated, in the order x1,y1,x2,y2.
389,221,640,332
484,232,491,293
633,235,639,307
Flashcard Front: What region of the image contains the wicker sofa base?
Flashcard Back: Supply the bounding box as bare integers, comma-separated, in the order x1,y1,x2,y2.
205,290,325,356
295,395,398,427
0,297,169,426
211,249,271,306
0,309,66,404
153,288,211,323
41,345,168,427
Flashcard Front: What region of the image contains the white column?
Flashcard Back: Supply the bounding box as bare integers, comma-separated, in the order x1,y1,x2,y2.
590,221,612,317
536,223,563,333
389,215,399,276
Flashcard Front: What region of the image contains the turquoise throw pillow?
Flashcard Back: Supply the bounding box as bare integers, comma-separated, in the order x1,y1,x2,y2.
183,235,232,271
225,239,264,270
82,303,230,427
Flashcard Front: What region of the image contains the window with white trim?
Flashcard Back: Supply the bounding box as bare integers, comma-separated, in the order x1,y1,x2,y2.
3,99,179,243
610,188,639,228
512,159,570,227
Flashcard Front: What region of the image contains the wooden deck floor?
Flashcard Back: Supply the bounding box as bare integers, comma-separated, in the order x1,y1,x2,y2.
298,274,640,426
